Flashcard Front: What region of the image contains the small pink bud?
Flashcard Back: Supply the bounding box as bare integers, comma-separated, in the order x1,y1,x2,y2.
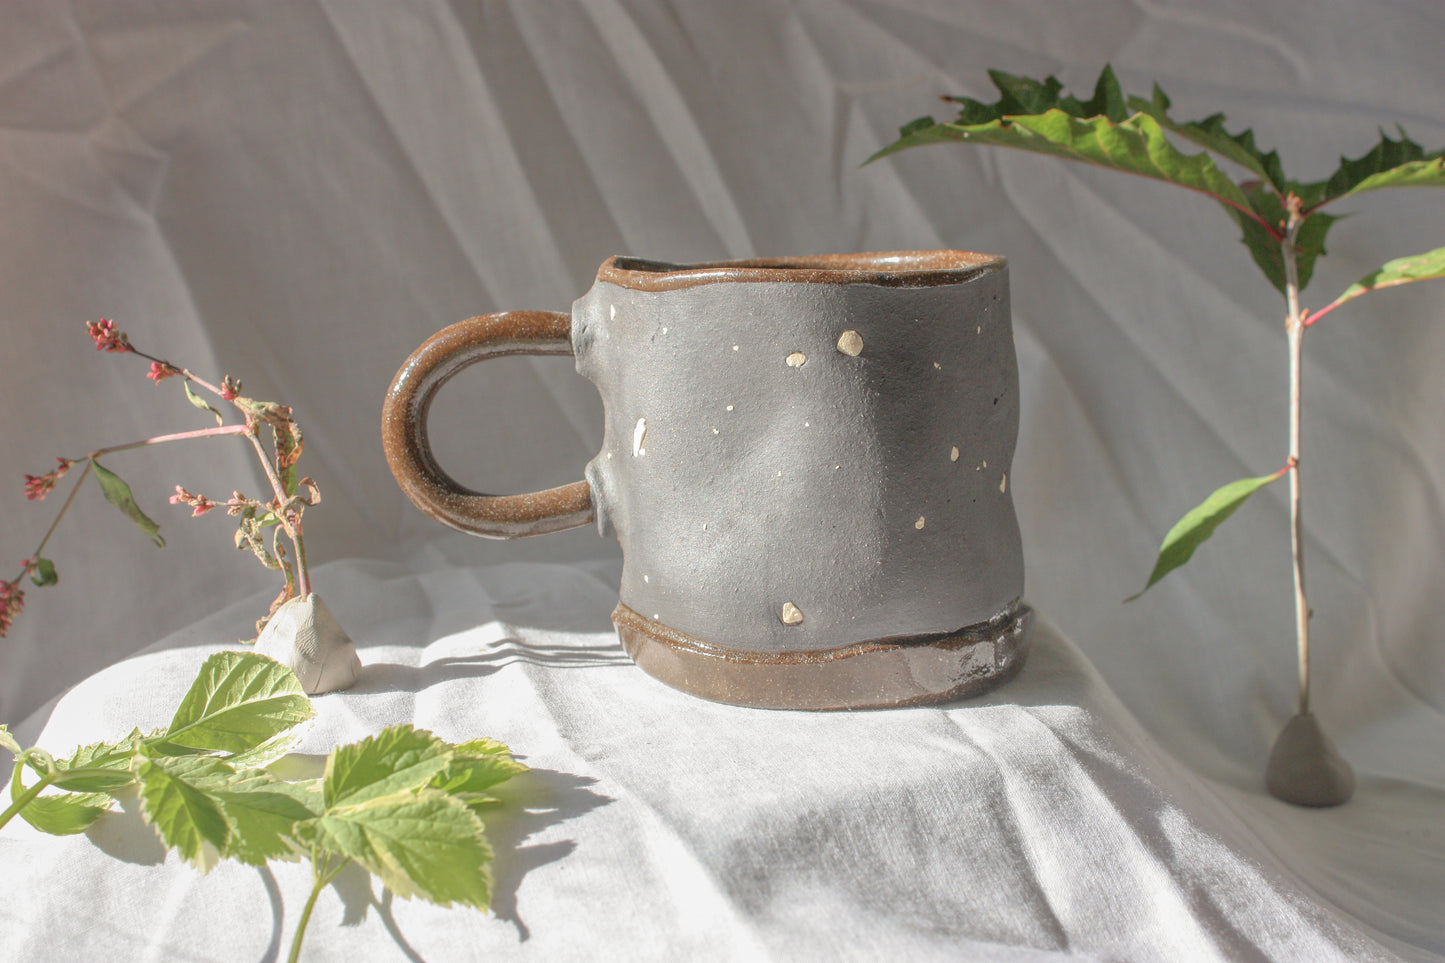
169,484,216,516
0,578,24,637
23,459,71,501
86,318,132,353
221,375,242,401
146,361,181,383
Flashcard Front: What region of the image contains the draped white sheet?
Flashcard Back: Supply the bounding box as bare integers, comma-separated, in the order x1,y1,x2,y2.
1,2,1441,960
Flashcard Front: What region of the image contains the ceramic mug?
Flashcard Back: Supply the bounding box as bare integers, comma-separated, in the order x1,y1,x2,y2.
383,251,1031,709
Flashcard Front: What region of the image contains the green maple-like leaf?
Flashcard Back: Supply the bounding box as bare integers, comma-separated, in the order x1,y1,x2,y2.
1307,127,1445,209
1310,246,1445,323
91,459,164,548
136,752,238,871
1223,182,1340,295
871,66,1265,231
295,790,494,909
322,725,452,810
1129,85,1287,194
1128,469,1289,600
158,651,313,756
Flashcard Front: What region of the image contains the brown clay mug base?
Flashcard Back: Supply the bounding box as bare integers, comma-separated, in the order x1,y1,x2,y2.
615,600,1031,710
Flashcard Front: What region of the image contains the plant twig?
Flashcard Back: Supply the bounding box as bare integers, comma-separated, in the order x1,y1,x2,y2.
290,853,346,963
1282,196,1311,715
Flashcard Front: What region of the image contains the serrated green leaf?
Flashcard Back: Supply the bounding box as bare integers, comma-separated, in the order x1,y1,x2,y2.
323,725,452,810
0,725,19,757
136,752,237,871
29,557,58,587
870,66,1263,228
1310,128,1445,208
10,761,111,835
47,732,142,793
91,459,164,548
1222,182,1340,294
212,769,322,865
1128,469,1288,600
1312,246,1445,321
221,724,311,769
296,790,493,908
1130,85,1287,193
159,651,313,755
183,380,224,426
430,739,527,797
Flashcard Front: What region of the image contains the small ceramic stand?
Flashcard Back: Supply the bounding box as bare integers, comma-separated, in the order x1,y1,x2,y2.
1265,712,1355,807
254,594,361,695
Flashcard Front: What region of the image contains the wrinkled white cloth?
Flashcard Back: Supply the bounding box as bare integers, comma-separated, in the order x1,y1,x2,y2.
0,557,1425,961
1,1,1442,960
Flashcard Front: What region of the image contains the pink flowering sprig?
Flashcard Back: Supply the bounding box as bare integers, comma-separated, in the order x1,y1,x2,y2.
4,320,321,640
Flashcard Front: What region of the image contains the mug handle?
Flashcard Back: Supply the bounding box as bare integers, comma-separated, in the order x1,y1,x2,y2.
382,310,594,539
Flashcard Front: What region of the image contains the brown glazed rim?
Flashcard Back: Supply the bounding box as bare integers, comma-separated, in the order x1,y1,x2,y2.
614,601,1031,710
596,250,1006,292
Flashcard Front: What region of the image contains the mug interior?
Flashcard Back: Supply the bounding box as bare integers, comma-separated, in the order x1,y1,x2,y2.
597,250,1004,291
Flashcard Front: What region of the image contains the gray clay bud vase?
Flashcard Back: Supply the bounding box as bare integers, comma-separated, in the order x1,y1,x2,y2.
254,593,361,695
384,252,1032,710
1265,712,1355,807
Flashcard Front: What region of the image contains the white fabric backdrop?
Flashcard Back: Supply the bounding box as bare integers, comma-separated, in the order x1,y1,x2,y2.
1,1,1441,960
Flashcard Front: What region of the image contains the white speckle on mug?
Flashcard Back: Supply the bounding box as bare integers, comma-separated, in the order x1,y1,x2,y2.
609,304,616,320
732,344,739,351
1000,473,1008,493
726,405,734,412
712,428,719,434
977,325,982,334
933,361,942,370
915,516,926,530
633,418,647,457
643,574,650,583
950,446,960,462
786,351,807,367
661,326,668,334
836,330,863,356
780,602,804,625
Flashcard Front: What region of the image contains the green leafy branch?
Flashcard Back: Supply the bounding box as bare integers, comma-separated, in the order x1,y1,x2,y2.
874,66,1445,721
2,320,321,642
0,651,527,962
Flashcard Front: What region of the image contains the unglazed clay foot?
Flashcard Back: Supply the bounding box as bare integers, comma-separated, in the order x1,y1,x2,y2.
1265,711,1355,806
254,594,361,694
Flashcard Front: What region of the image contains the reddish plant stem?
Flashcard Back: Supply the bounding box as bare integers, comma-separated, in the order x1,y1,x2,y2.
8,461,94,586
240,431,310,598
71,423,252,462
130,347,228,400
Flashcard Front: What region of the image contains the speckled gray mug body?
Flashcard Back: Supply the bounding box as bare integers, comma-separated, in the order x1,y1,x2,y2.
384,252,1031,709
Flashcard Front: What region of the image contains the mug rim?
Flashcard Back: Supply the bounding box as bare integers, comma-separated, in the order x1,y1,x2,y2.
596,249,1005,292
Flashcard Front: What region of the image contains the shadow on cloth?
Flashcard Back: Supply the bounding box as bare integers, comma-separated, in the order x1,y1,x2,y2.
355,635,634,694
